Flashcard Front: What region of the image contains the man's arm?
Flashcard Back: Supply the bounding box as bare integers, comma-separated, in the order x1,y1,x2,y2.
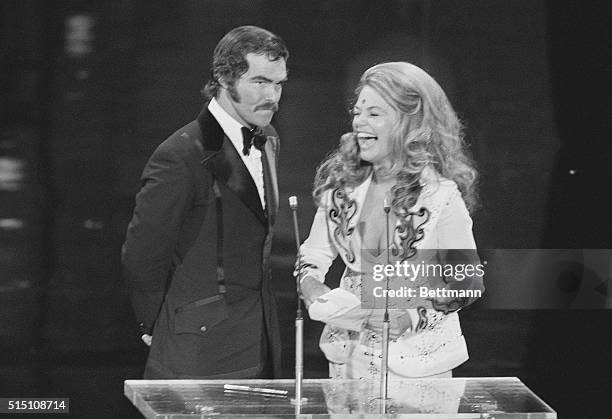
122,146,194,334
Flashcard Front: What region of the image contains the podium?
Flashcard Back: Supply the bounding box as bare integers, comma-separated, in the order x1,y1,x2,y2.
124,377,556,418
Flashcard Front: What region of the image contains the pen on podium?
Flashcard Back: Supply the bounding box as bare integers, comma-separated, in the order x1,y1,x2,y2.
223,384,288,397
289,195,306,411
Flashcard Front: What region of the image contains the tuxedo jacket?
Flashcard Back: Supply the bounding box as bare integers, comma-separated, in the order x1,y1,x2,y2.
122,106,281,378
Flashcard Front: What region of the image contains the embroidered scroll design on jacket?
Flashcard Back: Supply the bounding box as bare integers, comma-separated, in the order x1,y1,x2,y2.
392,207,430,260
415,306,429,331
329,187,357,263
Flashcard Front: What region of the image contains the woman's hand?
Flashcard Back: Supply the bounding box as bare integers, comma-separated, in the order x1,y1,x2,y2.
300,276,331,309
428,295,467,314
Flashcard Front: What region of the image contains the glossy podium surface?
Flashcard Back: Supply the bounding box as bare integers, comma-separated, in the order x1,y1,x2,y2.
124,377,556,418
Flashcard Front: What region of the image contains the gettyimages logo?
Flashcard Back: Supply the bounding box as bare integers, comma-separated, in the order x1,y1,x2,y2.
360,249,611,310
372,260,485,282
361,249,485,310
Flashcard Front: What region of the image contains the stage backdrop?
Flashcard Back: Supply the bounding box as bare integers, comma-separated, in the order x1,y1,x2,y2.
0,1,609,418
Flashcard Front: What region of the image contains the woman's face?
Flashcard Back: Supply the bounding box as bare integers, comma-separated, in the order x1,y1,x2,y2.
352,85,399,169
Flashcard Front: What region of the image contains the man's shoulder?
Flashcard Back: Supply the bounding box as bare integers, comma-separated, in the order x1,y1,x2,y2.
153,120,201,158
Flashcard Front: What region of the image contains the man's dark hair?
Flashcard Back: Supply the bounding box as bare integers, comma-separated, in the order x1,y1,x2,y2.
202,26,289,99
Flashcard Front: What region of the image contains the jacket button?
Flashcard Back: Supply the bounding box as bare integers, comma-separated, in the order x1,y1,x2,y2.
200,326,207,333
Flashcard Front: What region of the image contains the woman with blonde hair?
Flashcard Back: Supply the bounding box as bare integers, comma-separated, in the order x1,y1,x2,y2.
297,62,484,381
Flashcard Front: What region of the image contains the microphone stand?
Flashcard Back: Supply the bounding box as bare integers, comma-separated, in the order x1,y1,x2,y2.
289,196,306,413
380,198,391,415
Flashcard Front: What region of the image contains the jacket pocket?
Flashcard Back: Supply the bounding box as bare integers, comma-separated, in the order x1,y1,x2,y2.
174,294,228,335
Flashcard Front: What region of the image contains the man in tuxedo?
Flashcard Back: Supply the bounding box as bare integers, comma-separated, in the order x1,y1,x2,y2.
122,26,288,378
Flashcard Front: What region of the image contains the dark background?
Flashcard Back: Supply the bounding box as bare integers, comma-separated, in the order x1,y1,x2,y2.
1,0,610,417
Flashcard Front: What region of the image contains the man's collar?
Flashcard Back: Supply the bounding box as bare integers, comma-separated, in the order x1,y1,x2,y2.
208,97,246,145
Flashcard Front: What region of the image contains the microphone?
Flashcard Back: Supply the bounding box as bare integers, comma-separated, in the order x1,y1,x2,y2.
289,196,301,311
380,197,391,414
288,195,306,412
383,198,391,213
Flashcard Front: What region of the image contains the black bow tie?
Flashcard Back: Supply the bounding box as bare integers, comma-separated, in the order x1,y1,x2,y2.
241,126,267,156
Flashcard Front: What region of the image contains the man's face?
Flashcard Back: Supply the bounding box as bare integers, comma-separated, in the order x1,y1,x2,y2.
220,53,288,128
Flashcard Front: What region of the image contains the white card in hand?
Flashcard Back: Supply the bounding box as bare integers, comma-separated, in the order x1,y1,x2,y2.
308,288,364,331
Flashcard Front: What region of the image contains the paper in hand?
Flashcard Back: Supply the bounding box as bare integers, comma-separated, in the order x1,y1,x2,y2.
308,288,365,331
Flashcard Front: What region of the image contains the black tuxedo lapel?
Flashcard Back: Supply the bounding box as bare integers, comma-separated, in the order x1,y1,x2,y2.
196,106,267,225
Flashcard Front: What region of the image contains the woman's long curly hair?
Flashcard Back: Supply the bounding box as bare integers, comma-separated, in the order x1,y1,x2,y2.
313,62,478,214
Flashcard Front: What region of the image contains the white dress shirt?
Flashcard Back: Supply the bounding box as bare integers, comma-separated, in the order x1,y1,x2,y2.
208,98,266,209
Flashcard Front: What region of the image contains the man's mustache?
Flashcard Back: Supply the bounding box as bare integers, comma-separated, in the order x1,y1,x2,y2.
255,102,278,112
